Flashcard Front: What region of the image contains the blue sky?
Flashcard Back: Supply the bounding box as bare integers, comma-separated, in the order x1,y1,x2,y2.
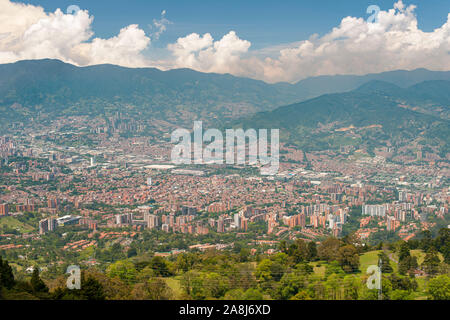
13,0,450,49
3,0,450,82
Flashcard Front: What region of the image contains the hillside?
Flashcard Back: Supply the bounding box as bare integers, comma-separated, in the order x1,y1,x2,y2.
0,60,449,131
238,80,450,154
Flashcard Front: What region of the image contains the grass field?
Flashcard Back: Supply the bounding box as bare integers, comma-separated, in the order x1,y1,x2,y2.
0,216,34,233
359,250,383,274
391,249,444,265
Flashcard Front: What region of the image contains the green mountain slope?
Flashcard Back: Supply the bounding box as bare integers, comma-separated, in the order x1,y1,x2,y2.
0,60,449,130
238,80,450,154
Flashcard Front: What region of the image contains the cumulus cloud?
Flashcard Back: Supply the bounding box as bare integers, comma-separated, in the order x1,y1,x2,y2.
0,0,151,67
256,0,450,82
165,0,450,83
0,0,449,83
168,31,251,74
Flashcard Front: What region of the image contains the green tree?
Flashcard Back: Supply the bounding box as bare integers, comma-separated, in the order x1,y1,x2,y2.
176,254,196,272
398,241,411,262
288,239,308,264
337,245,360,273
147,278,173,300
422,248,440,277
0,256,15,290
30,268,48,294
224,289,245,300
306,241,318,261
243,288,264,300
255,258,285,284
343,274,361,300
378,251,393,273
291,290,312,300
203,272,228,298
150,256,173,277
390,289,411,300
106,260,137,284
318,237,341,261
279,240,288,254
81,275,105,300
325,261,345,277
435,228,450,264
325,274,341,300
181,270,204,299
427,275,450,300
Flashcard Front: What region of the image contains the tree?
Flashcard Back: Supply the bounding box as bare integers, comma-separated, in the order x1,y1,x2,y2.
306,241,318,261
81,275,105,300
180,270,204,299
398,242,411,262
147,278,173,300
279,240,288,254
239,248,251,262
398,243,418,276
422,248,440,277
243,288,264,300
127,247,137,258
106,260,137,284
427,275,450,300
337,245,360,273
435,228,450,264
0,256,15,290
325,274,341,300
389,273,418,293
277,272,307,300
390,289,411,300
30,267,49,294
378,251,393,273
150,256,173,277
343,275,361,300
318,237,341,261
291,290,312,300
325,261,345,277
131,282,151,300
83,269,131,300
224,289,245,300
418,230,433,252
203,272,228,299
228,263,256,291
288,239,307,264
176,254,196,273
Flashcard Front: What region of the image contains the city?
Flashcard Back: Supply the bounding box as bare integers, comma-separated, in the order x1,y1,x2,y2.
0,0,448,309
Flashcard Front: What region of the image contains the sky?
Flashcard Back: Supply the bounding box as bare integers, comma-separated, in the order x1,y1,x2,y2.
1,0,449,83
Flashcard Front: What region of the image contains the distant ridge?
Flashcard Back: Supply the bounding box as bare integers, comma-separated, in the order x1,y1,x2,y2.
238,80,450,154
0,59,449,130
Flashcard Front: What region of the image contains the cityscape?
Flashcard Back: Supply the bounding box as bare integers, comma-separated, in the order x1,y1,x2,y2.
0,0,448,306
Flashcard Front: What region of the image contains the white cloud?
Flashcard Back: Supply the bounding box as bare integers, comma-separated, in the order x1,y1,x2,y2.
168,31,251,74
150,10,172,41
0,0,449,83
165,0,450,83
0,0,151,67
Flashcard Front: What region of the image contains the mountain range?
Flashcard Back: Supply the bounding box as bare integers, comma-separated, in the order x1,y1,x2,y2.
0,59,449,125
0,59,449,155
239,80,450,155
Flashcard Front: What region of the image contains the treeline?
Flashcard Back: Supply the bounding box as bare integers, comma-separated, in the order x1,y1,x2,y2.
1,228,449,300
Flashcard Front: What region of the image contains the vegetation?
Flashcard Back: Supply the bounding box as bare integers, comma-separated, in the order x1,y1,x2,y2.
1,227,448,300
